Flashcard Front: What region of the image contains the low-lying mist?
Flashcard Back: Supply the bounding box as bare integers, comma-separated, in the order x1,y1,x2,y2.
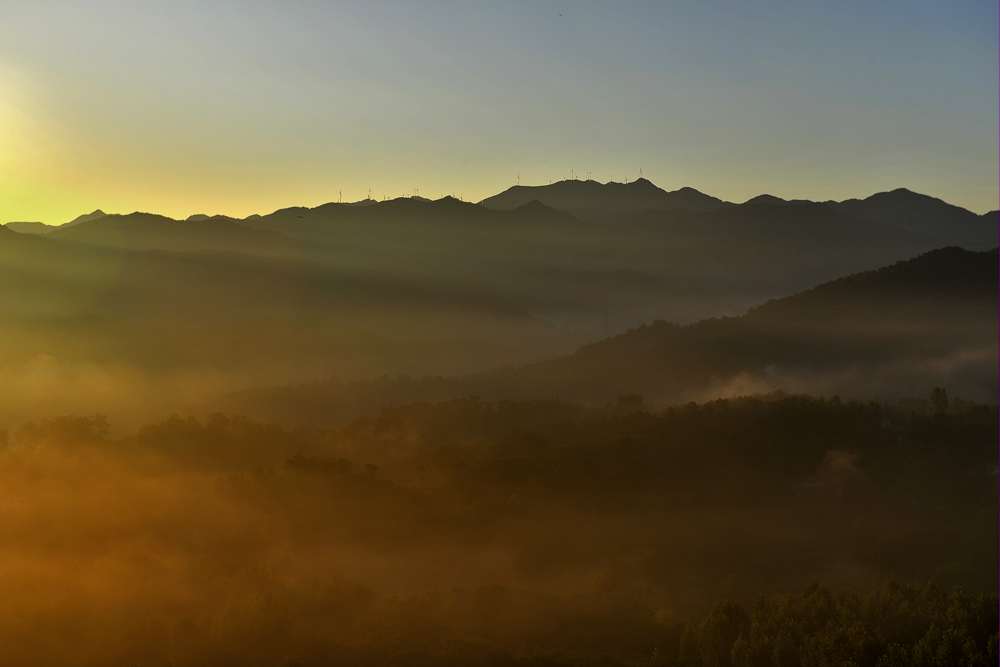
1,396,993,665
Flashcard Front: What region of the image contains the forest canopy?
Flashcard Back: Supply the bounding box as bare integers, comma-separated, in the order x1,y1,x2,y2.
0,395,994,666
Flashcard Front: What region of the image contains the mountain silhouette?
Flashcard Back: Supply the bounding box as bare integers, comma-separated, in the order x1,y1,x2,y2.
479,178,729,219
5,179,994,421
4,221,52,235
23,180,996,336
223,246,997,425
49,211,298,254
741,194,820,207
63,209,107,227
837,187,986,238
476,246,997,404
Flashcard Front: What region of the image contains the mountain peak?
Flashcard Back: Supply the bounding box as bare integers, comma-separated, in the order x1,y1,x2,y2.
64,209,108,228
4,221,53,235
435,195,468,205
480,177,728,218
863,187,934,203
628,177,660,189
743,194,788,206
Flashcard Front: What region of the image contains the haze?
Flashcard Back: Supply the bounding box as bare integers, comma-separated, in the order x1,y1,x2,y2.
0,3,996,665
1,0,997,224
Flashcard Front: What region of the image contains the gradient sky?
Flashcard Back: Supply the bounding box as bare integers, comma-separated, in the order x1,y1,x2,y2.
1,0,996,224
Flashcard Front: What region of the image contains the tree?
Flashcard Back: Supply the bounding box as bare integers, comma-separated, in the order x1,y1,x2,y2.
930,387,949,415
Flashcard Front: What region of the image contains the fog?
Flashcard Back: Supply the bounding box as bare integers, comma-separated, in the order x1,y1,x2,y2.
0,396,993,665
0,199,995,664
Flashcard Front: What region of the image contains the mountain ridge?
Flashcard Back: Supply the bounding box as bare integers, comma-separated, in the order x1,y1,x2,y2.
46,179,990,229
222,245,998,425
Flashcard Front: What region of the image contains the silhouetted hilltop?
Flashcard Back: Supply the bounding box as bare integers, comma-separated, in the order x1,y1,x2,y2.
242,194,577,247
741,194,819,207
746,246,996,323
4,221,52,235
482,246,997,404
49,211,299,255
187,213,243,223
62,209,107,227
743,194,790,206
479,178,729,218
665,184,730,210
838,187,984,237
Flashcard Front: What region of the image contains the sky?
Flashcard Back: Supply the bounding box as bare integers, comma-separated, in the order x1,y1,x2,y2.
1,0,997,224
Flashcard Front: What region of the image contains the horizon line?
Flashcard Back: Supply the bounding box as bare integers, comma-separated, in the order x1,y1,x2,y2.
5,177,996,226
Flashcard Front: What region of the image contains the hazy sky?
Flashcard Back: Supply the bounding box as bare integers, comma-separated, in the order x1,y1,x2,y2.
1,0,996,223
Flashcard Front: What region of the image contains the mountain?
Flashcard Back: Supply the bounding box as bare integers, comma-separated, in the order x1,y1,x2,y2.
741,194,818,207
621,186,995,281
4,221,53,235
187,213,243,223
837,188,987,239
48,211,300,255
5,181,994,423
24,182,996,346
238,195,585,279
479,246,997,404
244,194,576,232
62,209,107,227
0,215,571,422
479,178,729,219
224,247,997,424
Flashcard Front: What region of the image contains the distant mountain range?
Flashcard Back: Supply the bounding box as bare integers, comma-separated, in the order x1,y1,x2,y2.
476,245,997,404
4,221,52,235
64,209,108,227
479,177,729,217
7,181,990,323
7,178,995,235
48,211,299,254
0,179,994,420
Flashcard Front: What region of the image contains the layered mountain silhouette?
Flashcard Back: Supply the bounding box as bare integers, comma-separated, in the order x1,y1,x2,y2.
477,246,997,403
36,181,994,325
480,177,728,218
224,246,998,424
49,211,299,254
63,209,107,227
3,221,52,235
1,179,994,421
